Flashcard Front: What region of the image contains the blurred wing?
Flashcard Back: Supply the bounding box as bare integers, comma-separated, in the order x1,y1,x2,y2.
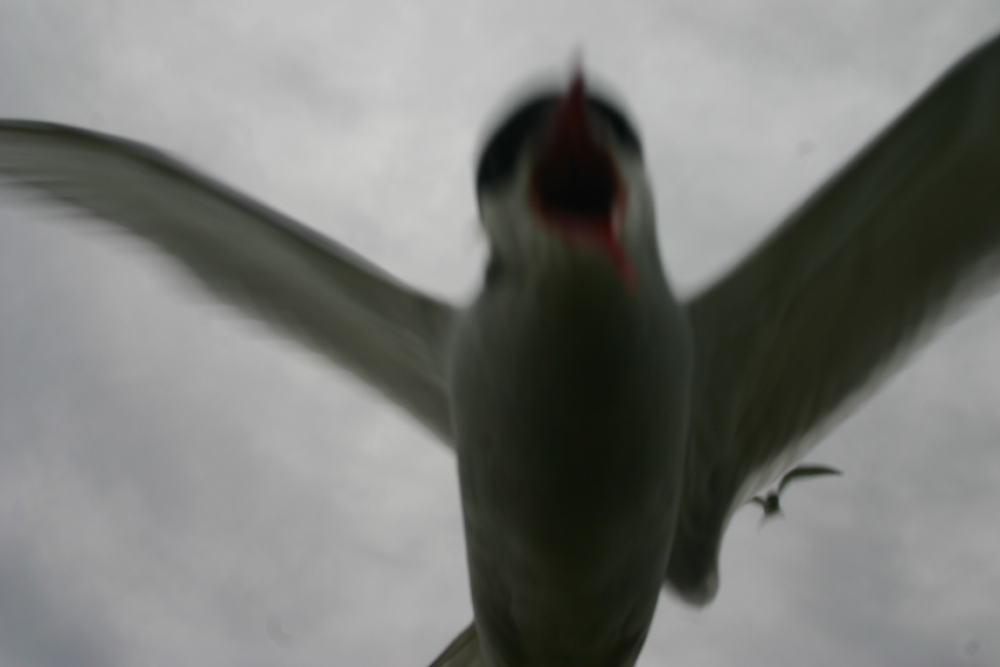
776,464,842,495
667,33,1000,604
0,121,456,443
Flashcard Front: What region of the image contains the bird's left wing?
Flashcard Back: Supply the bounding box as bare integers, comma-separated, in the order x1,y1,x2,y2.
0,121,456,443
776,464,842,495
666,33,1000,604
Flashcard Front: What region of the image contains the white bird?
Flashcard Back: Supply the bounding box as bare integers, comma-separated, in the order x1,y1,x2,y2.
2,31,1000,667
749,464,843,522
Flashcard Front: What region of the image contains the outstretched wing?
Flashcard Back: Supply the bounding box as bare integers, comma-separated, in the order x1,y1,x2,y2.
776,464,842,495
0,121,456,443
667,32,1000,604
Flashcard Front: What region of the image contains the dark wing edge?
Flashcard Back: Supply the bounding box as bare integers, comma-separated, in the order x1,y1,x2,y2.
0,120,457,444
776,464,842,495
666,32,1000,604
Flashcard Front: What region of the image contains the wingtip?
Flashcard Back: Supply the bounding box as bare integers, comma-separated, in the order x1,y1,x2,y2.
665,567,720,607
426,622,484,667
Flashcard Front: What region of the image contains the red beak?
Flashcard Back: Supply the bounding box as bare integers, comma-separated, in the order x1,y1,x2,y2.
530,72,634,289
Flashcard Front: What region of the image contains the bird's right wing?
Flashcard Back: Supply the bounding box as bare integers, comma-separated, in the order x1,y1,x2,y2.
667,33,1000,604
0,121,457,443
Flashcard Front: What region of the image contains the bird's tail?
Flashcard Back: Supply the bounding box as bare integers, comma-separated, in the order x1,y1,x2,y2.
426,621,485,667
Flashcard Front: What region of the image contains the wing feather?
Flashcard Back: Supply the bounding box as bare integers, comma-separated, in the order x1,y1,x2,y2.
776,465,842,495
0,121,456,443
667,32,1000,604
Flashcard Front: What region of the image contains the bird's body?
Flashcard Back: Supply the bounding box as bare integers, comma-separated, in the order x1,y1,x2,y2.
445,77,695,665
452,243,690,666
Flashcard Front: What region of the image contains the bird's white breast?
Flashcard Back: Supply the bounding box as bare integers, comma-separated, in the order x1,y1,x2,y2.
449,259,692,667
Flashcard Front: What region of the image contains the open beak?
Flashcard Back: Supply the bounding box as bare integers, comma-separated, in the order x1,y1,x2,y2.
529,71,633,288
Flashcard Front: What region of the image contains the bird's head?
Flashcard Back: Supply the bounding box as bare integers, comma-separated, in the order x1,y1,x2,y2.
475,70,657,291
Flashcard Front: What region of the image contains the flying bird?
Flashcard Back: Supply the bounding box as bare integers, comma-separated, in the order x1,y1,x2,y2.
2,32,1000,667
749,464,842,522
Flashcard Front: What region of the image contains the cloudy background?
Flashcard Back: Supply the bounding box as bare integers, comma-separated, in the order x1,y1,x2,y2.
2,2,1000,666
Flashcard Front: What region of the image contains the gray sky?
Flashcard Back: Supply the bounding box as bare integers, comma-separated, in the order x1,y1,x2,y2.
1,2,1000,666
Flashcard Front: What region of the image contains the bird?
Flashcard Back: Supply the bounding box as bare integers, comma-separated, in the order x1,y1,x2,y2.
2,31,1000,667
749,464,842,522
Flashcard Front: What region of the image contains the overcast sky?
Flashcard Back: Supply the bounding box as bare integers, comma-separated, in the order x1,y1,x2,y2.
2,2,1000,666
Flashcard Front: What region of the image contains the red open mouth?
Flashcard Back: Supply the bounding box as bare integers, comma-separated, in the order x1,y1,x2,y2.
529,73,633,287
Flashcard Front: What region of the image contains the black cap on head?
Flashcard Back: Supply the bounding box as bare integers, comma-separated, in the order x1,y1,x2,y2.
476,88,642,194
